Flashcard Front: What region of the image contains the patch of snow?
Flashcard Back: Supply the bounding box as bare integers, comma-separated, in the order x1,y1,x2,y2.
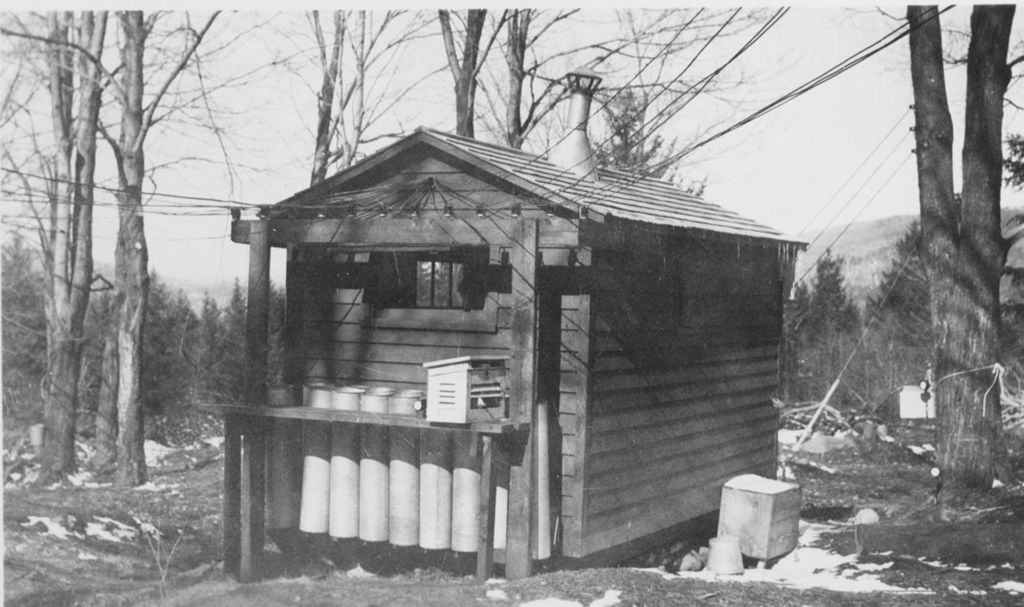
144,440,176,467
203,436,225,449
777,429,802,446
485,588,509,601
78,552,98,561
993,580,1024,594
485,578,506,585
519,599,583,607
86,517,138,543
346,564,375,578
65,471,93,487
992,478,1005,489
852,562,893,572
948,585,986,596
635,522,932,595
589,589,622,607
954,563,978,572
131,481,178,492
22,516,78,540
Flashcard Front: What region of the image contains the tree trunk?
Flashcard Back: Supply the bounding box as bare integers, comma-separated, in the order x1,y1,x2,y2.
504,10,529,149
38,11,106,485
908,5,1013,493
114,11,150,488
947,5,1014,487
92,318,119,469
309,11,343,185
439,9,486,138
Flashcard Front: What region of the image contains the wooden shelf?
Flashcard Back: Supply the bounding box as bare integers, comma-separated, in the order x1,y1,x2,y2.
203,403,528,435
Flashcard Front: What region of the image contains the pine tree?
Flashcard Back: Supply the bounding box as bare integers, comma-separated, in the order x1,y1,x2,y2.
1,234,48,418
221,279,248,402
799,250,859,406
871,221,930,347
142,274,198,417
194,294,225,400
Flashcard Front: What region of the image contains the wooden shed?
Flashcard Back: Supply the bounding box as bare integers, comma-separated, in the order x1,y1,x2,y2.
213,73,802,582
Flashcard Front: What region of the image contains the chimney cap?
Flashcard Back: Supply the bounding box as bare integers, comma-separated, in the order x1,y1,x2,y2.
564,67,602,94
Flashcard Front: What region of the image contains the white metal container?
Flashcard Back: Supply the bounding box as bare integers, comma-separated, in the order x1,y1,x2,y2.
422,355,510,424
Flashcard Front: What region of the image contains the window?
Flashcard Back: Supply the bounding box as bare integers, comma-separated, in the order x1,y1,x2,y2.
370,248,488,311
417,259,465,309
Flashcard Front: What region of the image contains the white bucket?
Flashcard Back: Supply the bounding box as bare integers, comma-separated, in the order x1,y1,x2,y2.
331,386,364,411
303,383,334,409
390,389,424,416
360,387,394,414
707,536,744,575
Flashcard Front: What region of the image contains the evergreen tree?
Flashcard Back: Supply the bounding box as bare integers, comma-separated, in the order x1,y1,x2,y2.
221,278,248,402
1,234,48,418
596,88,705,195
195,294,229,401
142,274,198,416
806,250,859,405
871,221,930,347
780,280,810,402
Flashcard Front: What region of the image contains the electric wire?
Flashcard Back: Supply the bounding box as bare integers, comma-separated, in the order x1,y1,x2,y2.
795,150,915,286
803,129,913,252
541,6,950,212
794,108,912,237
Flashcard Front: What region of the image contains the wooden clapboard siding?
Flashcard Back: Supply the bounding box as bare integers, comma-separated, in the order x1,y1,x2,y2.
557,293,592,558
577,234,784,557
294,279,512,388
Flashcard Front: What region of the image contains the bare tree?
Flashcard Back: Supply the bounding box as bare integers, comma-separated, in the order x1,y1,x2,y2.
476,8,768,157
2,12,108,483
438,9,504,138
308,10,430,183
102,10,219,487
908,5,1015,493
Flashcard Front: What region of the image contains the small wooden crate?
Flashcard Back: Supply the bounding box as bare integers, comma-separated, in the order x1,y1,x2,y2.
717,474,801,561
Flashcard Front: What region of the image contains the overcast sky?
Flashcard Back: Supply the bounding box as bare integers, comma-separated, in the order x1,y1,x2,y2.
5,4,1023,294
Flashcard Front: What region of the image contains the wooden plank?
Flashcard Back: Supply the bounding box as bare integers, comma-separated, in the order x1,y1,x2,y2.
580,482,723,556
476,434,497,580
506,219,538,579
232,216,579,248
239,417,266,582
202,404,528,435
589,396,776,455
558,293,591,558
585,431,776,521
222,414,242,577
590,374,778,426
326,342,508,367
246,216,271,404
590,357,778,394
586,412,778,483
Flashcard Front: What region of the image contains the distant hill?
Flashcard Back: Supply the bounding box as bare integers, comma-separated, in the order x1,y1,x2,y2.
93,262,240,311
796,207,1024,307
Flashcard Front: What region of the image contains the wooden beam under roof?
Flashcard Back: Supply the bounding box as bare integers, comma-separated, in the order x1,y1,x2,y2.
231,216,580,248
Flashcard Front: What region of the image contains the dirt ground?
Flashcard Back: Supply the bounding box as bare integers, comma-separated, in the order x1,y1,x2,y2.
4,419,1024,606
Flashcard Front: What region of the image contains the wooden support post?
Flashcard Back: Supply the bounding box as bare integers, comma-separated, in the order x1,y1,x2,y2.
476,434,497,580
507,219,539,579
223,414,242,576
232,210,271,581
239,417,266,582
247,211,271,405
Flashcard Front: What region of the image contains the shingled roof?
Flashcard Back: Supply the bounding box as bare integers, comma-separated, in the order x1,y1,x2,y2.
278,127,801,244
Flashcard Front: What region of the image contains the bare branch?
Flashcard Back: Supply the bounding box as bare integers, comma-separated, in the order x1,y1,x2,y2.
139,11,220,149
1,24,125,105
